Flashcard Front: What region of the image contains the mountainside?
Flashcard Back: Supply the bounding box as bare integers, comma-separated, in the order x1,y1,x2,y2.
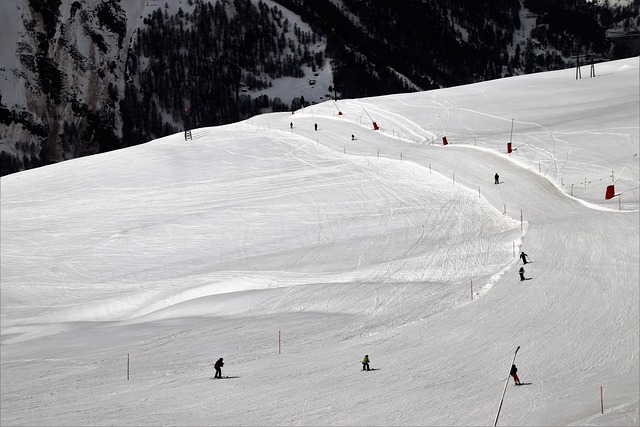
1,0,135,173
1,58,638,426
1,0,638,176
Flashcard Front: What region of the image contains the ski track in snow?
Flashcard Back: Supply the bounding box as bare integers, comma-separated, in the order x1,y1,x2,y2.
1,58,639,426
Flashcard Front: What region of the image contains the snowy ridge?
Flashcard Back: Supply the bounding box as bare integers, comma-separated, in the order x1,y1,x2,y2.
1,58,639,426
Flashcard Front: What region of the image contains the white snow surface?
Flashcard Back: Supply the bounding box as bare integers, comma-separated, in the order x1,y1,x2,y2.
1,58,639,426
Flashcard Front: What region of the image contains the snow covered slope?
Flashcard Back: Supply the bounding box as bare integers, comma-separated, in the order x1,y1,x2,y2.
1,58,638,426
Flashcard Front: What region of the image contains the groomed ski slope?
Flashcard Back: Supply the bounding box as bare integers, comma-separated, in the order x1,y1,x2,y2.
1,58,638,426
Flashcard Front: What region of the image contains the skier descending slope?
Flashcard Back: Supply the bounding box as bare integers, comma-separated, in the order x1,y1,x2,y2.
214,358,224,379
510,364,522,385
362,355,371,371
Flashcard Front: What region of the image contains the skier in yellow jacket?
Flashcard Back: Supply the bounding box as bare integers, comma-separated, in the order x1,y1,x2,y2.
362,355,370,371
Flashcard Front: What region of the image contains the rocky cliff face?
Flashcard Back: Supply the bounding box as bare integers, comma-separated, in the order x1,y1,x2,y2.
1,0,131,174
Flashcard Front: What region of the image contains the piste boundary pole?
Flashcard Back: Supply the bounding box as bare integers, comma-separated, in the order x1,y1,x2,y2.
493,346,520,427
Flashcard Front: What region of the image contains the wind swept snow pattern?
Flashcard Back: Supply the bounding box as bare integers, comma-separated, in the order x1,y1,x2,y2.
1,58,639,426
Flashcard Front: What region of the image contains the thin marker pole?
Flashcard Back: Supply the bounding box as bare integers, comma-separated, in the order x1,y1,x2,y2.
509,119,514,145
127,353,130,381
278,330,281,355
613,153,638,184
600,386,604,414
520,209,523,231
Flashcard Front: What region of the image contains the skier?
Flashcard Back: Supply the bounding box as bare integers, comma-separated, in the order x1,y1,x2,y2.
183,108,191,141
214,357,224,379
314,123,318,131
494,173,500,184
510,364,522,385
520,251,529,264
362,355,370,371
519,267,526,281
351,134,355,141
290,122,293,129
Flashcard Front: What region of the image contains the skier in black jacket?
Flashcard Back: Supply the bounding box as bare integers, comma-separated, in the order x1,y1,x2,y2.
214,358,224,379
